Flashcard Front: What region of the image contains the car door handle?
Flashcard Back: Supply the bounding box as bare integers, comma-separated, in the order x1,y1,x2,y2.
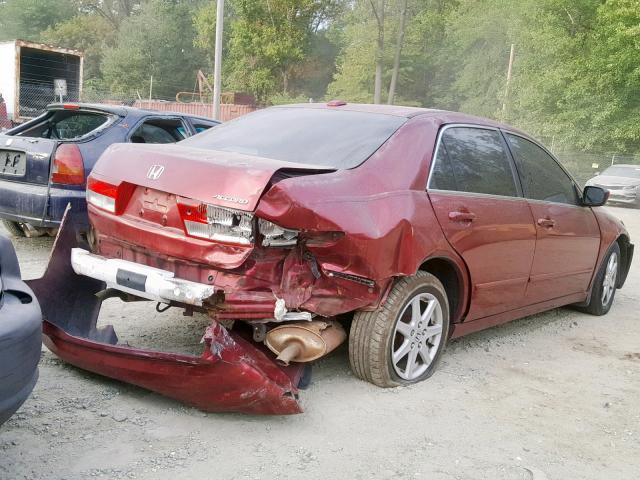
537,217,555,228
448,211,476,222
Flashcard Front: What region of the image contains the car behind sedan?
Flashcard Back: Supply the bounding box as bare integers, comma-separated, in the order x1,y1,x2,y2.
586,164,640,207
0,103,219,237
38,103,633,414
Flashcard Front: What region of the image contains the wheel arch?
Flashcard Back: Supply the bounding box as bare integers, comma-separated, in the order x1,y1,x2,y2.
616,233,633,288
417,255,469,324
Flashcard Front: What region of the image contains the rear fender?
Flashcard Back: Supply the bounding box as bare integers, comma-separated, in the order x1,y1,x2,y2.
256,181,454,315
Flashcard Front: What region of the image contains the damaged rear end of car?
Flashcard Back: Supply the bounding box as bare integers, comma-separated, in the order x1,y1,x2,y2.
33,106,423,414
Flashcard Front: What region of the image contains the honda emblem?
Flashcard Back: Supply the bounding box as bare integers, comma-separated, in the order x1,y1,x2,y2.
147,164,165,180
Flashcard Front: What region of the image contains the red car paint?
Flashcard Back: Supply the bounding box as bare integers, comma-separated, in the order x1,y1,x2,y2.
42,321,303,415
40,104,633,414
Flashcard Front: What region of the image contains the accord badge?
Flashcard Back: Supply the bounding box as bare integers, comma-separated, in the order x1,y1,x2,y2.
213,194,249,205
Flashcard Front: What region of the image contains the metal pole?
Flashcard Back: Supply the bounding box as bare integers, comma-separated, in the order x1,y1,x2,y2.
213,0,224,120
502,43,515,119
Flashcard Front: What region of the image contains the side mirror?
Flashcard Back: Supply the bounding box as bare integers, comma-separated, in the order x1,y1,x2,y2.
583,186,609,207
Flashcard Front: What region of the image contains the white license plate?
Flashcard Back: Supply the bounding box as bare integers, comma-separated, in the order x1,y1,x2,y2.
0,150,26,176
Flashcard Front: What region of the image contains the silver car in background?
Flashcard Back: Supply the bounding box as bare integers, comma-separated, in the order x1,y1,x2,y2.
586,164,640,208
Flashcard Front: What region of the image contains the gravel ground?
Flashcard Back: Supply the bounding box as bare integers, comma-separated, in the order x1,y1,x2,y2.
1,206,638,480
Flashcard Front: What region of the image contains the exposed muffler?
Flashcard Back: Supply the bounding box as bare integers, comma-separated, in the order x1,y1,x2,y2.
265,320,347,365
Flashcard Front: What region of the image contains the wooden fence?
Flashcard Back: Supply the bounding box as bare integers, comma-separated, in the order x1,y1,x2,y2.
133,100,257,121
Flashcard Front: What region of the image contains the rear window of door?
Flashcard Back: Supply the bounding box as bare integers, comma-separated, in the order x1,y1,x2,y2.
429,126,518,197
190,120,218,134
130,118,188,144
505,133,579,205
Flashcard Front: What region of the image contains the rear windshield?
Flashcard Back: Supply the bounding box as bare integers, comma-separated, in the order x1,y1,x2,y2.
181,108,407,168
16,110,112,140
602,165,640,179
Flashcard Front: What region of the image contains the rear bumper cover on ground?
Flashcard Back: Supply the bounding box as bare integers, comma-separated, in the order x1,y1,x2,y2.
0,236,42,426
27,209,303,415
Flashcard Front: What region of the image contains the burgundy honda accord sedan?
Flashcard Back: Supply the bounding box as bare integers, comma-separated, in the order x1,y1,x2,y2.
36,103,633,414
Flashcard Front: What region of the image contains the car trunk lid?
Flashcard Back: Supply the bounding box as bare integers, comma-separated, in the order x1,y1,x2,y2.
0,135,57,185
91,143,334,212
88,144,334,270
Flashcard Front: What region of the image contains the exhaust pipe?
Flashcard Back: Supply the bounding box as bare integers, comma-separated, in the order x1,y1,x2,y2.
265,320,346,365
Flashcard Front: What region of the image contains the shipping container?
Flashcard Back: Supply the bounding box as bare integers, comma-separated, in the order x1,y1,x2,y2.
0,40,83,123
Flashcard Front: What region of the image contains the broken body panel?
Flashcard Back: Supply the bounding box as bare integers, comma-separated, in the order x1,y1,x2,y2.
28,212,304,415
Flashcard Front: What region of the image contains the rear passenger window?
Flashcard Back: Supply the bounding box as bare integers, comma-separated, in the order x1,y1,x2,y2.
506,134,579,205
192,123,216,133
429,127,517,197
130,118,187,144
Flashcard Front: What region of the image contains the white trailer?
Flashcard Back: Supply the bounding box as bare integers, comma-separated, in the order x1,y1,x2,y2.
0,40,83,122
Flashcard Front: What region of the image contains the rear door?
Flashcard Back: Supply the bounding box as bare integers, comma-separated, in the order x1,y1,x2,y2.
504,133,600,302
427,125,537,320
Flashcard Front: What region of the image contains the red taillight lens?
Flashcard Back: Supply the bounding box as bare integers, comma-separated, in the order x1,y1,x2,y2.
87,177,134,215
176,196,254,245
51,144,85,185
176,197,208,224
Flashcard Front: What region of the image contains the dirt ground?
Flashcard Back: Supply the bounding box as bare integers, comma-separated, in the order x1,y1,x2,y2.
1,206,638,480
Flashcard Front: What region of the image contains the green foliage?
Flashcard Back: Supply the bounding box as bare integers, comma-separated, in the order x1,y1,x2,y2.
193,0,342,102
3,0,640,153
101,0,208,99
0,0,76,41
42,15,115,79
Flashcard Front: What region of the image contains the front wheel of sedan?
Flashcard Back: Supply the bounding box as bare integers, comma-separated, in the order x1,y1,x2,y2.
349,271,450,388
577,242,620,316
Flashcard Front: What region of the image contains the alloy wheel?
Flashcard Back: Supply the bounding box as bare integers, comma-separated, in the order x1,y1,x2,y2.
601,252,618,307
391,292,444,381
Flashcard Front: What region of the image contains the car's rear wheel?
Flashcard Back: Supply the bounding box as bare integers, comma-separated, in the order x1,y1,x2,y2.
1,220,26,237
349,271,449,387
577,242,620,316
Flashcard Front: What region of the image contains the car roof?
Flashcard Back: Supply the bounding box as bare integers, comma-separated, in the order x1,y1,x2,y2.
275,102,528,135
46,103,219,123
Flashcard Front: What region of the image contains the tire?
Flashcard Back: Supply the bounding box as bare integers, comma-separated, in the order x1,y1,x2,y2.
578,242,620,316
349,271,450,388
1,220,26,237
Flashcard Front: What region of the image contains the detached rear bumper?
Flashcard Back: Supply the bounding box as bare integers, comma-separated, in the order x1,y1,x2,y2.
27,209,304,415
42,321,302,415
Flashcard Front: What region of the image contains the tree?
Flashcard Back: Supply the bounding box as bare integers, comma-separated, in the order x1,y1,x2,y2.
0,0,76,42
387,0,408,104
194,0,342,103
101,0,208,98
370,0,386,103
42,14,115,79
75,0,141,27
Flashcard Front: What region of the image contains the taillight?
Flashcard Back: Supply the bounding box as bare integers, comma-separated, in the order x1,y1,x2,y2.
177,197,254,245
87,177,134,214
258,218,298,247
51,144,85,185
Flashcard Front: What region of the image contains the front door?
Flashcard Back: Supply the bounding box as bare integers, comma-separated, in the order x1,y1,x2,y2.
428,126,537,320
504,133,600,302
